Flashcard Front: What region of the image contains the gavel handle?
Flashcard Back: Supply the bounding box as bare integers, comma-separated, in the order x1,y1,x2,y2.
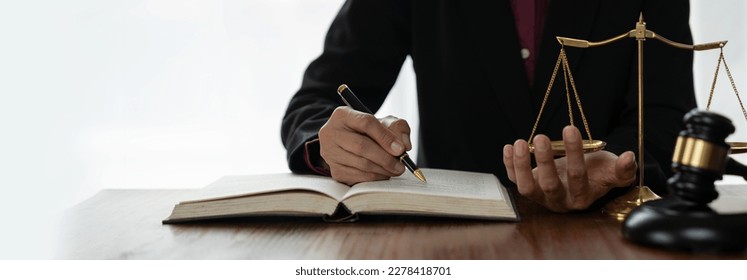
725,157,747,181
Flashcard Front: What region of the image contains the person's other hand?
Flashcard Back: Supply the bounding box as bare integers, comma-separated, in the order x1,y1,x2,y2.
319,106,412,185
503,126,637,212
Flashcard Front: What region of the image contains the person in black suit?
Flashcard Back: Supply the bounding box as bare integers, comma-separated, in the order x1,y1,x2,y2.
281,0,697,212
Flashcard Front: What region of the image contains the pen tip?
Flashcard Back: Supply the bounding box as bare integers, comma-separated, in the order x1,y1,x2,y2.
337,84,348,94
413,169,426,183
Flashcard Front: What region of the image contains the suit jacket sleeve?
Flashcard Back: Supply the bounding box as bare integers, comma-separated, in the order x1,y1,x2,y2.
280,0,410,174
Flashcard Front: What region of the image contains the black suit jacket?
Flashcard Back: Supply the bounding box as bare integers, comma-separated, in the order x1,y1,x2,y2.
281,0,696,196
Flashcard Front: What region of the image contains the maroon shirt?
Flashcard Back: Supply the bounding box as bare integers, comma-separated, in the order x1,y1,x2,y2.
511,0,549,86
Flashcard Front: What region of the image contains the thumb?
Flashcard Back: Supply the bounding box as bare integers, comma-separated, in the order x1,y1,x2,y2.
343,109,405,156
614,151,638,186
380,116,412,150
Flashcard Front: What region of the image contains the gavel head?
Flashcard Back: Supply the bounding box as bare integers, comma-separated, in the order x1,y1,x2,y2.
669,109,735,204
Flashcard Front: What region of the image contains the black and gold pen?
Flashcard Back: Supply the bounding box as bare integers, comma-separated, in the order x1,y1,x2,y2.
336,84,427,182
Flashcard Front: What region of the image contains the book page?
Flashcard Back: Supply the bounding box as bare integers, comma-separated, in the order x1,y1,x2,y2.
182,173,351,203
342,168,505,201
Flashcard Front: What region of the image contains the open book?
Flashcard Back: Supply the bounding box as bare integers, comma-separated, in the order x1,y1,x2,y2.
162,168,519,223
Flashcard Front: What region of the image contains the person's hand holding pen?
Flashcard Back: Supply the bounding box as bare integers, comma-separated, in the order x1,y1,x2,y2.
318,85,419,185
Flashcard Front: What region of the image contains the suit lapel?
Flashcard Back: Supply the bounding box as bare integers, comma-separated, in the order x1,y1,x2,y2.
534,0,601,137
457,1,534,139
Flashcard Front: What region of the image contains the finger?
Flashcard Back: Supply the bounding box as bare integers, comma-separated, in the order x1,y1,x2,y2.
335,132,405,175
532,135,566,211
614,151,637,187
380,116,412,150
343,109,405,156
328,162,390,185
321,143,401,177
562,126,589,201
512,139,540,199
322,107,405,175
502,144,516,182
532,135,562,195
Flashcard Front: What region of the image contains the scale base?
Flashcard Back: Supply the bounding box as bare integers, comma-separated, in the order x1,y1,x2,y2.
602,186,660,221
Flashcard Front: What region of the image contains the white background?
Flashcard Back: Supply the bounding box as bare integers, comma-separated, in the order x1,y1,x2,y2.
0,0,745,259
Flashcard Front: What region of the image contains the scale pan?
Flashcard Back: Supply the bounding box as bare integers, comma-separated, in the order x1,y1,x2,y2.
729,142,747,154
529,139,606,156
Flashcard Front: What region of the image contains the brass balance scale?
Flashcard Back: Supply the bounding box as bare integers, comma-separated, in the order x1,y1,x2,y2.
528,14,747,220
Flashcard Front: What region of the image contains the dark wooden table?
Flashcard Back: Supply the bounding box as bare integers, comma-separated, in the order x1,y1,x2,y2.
57,187,747,259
